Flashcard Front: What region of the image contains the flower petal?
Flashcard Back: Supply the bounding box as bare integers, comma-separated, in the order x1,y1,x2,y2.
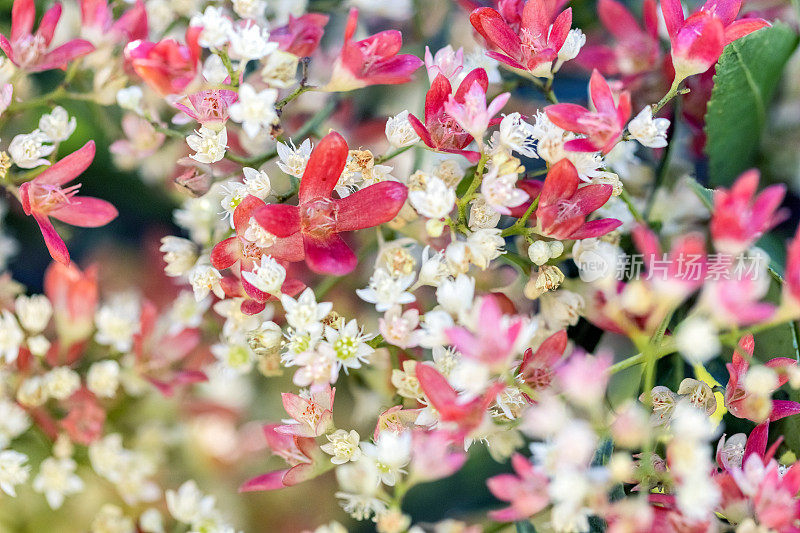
36,141,96,187
33,212,70,265
298,131,349,203
335,181,408,232
254,204,301,238
49,197,118,227
303,233,357,275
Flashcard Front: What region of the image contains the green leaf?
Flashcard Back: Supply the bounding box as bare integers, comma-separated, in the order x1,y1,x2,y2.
515,521,537,533
686,178,714,211
704,24,799,186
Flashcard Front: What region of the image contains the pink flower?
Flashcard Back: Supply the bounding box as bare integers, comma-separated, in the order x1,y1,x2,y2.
555,351,612,407
0,0,94,71
409,429,468,482
109,114,166,161
445,296,524,371
710,169,787,255
60,388,105,445
632,224,707,301
535,159,621,239
0,84,12,116
254,131,408,275
240,424,330,492
211,195,305,314
415,363,504,434
443,80,510,144
131,300,206,397
486,453,549,522
276,385,335,438
724,334,800,423
662,0,769,83
518,329,568,392
80,0,148,44
44,261,98,349
424,45,464,83
173,90,238,129
407,69,491,163
700,269,775,327
124,27,201,96
577,0,660,80
470,0,573,76
325,8,423,92
19,141,118,265
545,69,631,154
270,13,329,57
786,226,800,305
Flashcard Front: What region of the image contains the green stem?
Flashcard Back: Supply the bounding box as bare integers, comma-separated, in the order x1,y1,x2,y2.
651,79,689,115
276,84,315,111
501,196,540,237
375,145,413,164
619,188,645,223
457,152,488,225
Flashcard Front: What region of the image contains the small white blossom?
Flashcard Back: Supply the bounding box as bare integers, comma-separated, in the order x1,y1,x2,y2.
676,316,720,364
33,457,84,510
260,50,300,89
166,480,216,524
361,431,411,487
557,28,586,64
0,450,29,497
159,236,197,277
15,294,52,333
91,504,135,533
481,167,528,215
187,126,227,164
229,83,278,138
116,86,143,113
356,268,416,312
323,319,375,372
0,400,31,447
435,274,475,317
233,0,267,19
44,367,81,400
189,264,225,301
94,295,141,352
39,106,76,143
528,240,551,266
202,55,229,85
467,228,505,269
321,430,362,464
219,181,249,228
190,7,233,48
228,21,278,61
495,112,537,158
408,177,456,219
139,508,164,533
242,255,286,296
8,130,54,168
385,110,419,148
242,167,272,198
0,310,23,363
629,107,670,148
277,138,312,177
87,360,121,398
281,288,333,334
17,376,48,407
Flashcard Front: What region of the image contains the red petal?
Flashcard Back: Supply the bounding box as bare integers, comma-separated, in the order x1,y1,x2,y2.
33,212,70,265
233,195,267,234
11,0,35,42
589,69,616,116
454,68,489,103
425,74,453,121
303,233,357,275
661,0,685,37
268,233,305,262
49,197,118,227
254,204,301,237
239,470,290,492
469,8,522,60
298,131,349,203
210,237,240,270
36,3,62,45
723,18,769,45
545,103,590,132
598,0,643,41
335,181,408,232
568,218,623,239
36,141,96,187
34,40,95,71
539,159,579,207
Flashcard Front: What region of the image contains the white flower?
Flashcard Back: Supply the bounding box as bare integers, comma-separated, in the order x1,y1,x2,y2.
676,316,720,364
91,504,135,533
229,83,278,138
190,7,233,48
243,217,277,248
139,508,164,533
166,480,216,524
629,107,670,148
0,310,23,363
417,310,455,349
16,376,48,407
233,0,267,19
277,138,313,177
187,126,227,163
44,367,81,400
467,228,504,269
260,50,300,89
159,236,197,277
528,240,551,266
480,167,528,215
356,268,416,312
116,86,143,113
417,246,448,287
39,106,76,142
219,181,249,228
168,291,211,332
228,21,277,61
323,319,374,372
361,431,411,487
0,450,29,497
242,255,286,296
435,274,475,317
557,28,586,64
281,288,332,334
468,196,501,230
408,177,456,219
321,430,362,464
189,264,225,301
0,400,31,447
8,130,54,168
385,110,419,148
495,112,537,158
33,457,84,510
380,306,420,349
211,341,255,373
202,55,229,85
87,360,121,398
94,294,141,352
15,294,52,333
540,290,584,329
242,167,272,198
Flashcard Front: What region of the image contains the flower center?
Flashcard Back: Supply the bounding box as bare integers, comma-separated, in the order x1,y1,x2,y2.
301,197,338,237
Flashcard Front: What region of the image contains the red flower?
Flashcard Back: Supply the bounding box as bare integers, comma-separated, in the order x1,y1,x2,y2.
545,69,631,154
535,159,621,239
469,0,572,75
662,0,769,83
80,0,148,43
124,27,201,95
518,329,568,392
326,8,423,92
254,131,408,275
577,0,660,80
0,0,94,71
486,453,549,522
44,261,98,348
60,388,105,445
407,68,491,163
710,169,787,255
211,194,305,314
173,89,238,129
270,13,329,57
19,141,118,266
